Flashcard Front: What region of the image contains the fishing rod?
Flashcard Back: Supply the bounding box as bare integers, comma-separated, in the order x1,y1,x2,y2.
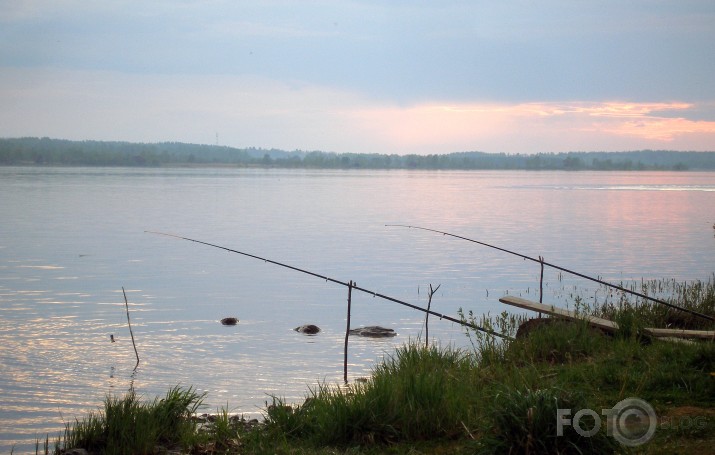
145,231,512,340
386,224,715,323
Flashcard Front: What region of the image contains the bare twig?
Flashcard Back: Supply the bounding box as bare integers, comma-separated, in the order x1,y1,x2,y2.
461,421,476,440
425,284,441,348
122,287,140,369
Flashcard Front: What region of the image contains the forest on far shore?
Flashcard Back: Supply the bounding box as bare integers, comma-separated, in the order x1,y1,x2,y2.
2,137,714,170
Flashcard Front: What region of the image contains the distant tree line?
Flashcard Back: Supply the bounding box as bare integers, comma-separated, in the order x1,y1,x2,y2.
1,137,714,170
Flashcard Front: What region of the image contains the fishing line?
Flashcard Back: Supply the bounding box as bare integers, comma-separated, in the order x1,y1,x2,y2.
145,230,512,340
386,224,714,323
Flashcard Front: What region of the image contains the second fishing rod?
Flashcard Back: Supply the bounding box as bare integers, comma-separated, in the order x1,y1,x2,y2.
386,224,714,323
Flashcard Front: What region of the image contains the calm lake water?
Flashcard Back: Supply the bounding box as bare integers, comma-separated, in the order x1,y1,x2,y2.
1,167,714,451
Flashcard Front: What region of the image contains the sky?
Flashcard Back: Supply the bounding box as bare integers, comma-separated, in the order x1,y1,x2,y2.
1,0,715,155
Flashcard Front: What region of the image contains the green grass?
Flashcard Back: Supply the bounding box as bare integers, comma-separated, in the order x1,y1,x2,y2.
54,386,205,455
476,386,619,454
263,343,476,446
43,277,715,454
570,275,715,332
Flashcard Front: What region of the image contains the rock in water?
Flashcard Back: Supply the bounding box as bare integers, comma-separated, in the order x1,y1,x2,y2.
294,324,321,334
348,326,396,338
221,317,238,326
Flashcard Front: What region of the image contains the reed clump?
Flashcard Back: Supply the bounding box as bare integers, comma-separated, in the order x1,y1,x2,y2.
479,387,619,454
264,343,476,446
53,386,204,455
566,275,715,331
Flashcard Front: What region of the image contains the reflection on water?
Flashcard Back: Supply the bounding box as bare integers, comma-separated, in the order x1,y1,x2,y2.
1,168,714,451
0,280,396,451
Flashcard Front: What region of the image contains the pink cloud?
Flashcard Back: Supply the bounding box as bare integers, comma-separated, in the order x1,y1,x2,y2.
348,101,715,153
1,67,713,154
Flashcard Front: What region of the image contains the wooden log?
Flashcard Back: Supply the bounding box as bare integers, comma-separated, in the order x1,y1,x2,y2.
499,296,715,340
499,296,619,333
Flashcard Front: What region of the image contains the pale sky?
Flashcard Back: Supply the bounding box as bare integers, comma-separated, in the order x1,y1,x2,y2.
1,1,714,155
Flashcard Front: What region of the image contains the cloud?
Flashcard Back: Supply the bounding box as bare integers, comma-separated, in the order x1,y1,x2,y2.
1,2,714,153
596,116,715,142
347,101,715,153
1,65,713,154
0,68,371,150
3,1,714,103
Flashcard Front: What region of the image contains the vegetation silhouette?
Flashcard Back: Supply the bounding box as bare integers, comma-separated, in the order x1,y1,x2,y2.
2,137,714,170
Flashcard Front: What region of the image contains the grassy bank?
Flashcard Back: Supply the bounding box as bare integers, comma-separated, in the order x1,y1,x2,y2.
41,277,715,454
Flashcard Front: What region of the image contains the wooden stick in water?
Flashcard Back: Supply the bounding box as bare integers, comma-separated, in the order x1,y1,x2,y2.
539,256,544,317
344,280,353,384
122,287,140,369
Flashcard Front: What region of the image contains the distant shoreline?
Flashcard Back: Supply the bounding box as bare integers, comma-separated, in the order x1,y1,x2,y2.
3,163,714,172
2,137,715,171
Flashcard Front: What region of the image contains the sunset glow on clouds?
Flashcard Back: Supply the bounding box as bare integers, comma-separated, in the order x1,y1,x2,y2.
348,101,715,153
1,1,714,154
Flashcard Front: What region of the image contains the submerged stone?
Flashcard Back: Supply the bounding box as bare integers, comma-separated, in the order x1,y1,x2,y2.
294,324,321,334
348,326,396,338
